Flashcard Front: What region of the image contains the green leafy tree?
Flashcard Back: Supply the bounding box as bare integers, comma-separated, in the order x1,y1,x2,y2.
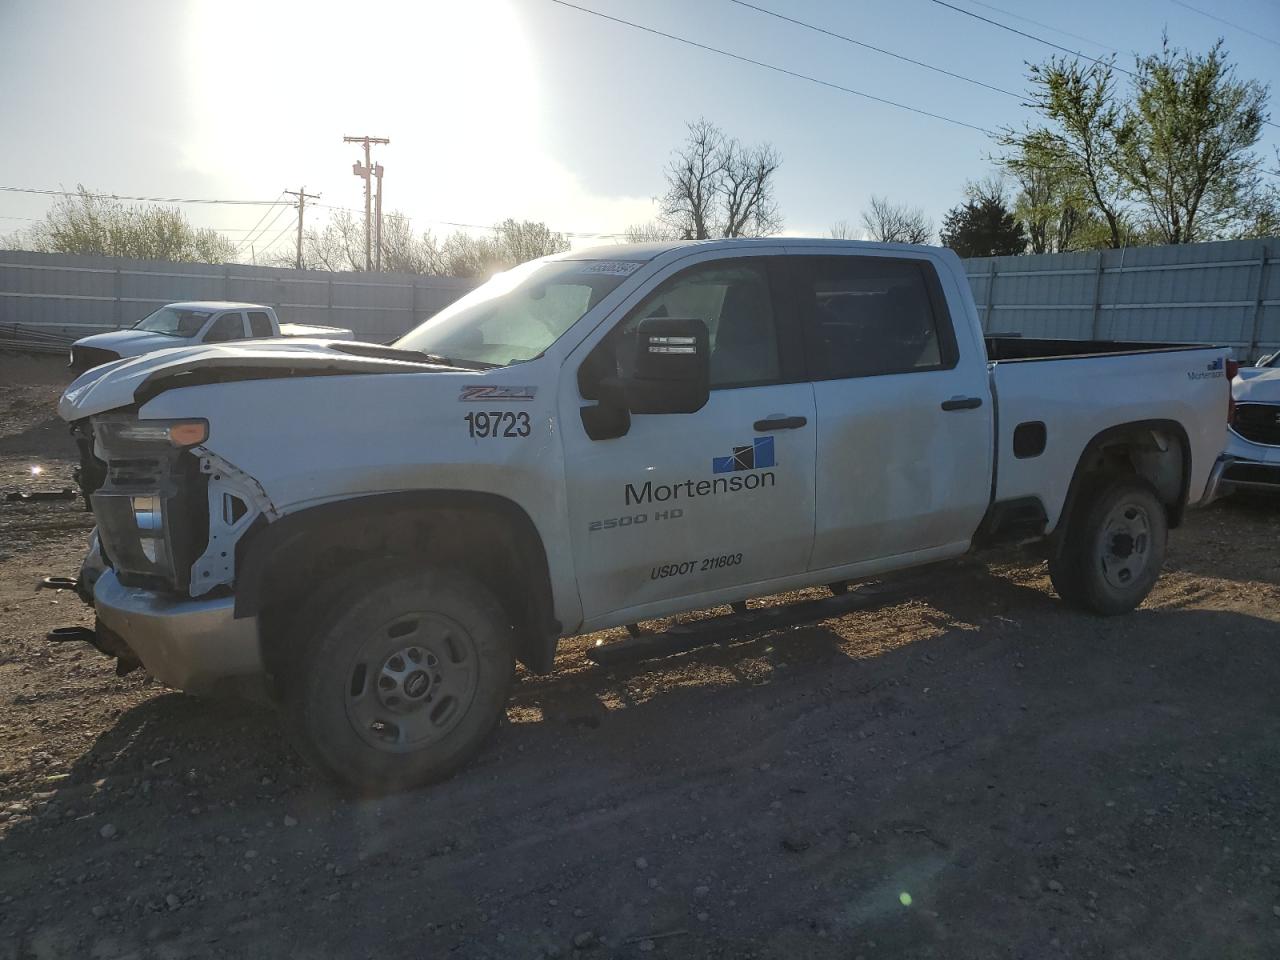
1003,41,1274,248
24,185,236,262
1118,39,1269,243
1001,59,1130,248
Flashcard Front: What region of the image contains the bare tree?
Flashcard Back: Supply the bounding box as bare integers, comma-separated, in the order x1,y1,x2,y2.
829,219,857,239
659,118,783,239
720,138,783,237
860,195,934,244
623,221,682,243
378,214,442,274
495,219,570,264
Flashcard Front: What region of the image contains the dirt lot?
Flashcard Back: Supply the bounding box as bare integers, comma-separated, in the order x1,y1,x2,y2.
0,353,1277,960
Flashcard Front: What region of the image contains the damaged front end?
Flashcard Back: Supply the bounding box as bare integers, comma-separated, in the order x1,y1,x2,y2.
65,412,274,691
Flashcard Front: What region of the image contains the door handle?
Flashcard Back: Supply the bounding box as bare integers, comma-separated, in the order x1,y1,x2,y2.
753,415,808,431
940,396,983,411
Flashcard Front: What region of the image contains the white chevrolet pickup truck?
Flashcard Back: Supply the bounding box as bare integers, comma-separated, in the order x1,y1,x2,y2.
58,239,1235,791
68,301,354,372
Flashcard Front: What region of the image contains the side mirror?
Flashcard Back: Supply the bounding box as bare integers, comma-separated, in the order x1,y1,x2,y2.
622,316,710,415
579,316,711,441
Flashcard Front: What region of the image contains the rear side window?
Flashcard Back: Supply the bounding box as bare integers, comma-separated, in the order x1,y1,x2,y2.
796,256,956,380
204,313,245,343
247,311,273,338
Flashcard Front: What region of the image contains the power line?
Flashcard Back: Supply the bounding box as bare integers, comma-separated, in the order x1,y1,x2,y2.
0,185,289,206
1169,0,1280,48
311,201,629,239
958,0,1117,52
235,192,287,249
254,213,300,262
926,0,1280,130
925,0,1137,77
545,0,996,135
238,203,292,253
726,0,1023,99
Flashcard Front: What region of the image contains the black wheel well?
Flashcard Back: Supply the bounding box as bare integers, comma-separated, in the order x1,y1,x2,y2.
1057,420,1192,536
235,491,560,678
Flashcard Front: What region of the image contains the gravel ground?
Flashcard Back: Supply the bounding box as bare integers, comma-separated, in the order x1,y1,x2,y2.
1,353,1278,960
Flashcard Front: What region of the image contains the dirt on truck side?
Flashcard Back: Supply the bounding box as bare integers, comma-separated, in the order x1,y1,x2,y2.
0,352,1278,960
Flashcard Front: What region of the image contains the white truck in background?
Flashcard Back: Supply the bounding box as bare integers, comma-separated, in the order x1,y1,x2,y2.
57,239,1234,792
1219,363,1280,494
69,301,354,371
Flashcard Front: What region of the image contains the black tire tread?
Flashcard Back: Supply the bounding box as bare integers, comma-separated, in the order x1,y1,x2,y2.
1049,474,1167,616
284,563,514,793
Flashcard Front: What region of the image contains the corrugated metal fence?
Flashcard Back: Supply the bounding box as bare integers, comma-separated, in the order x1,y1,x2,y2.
0,249,477,348
3,239,1277,358
965,238,1278,360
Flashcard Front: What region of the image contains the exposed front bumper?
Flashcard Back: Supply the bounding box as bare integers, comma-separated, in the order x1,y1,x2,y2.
1218,458,1280,493
93,568,263,692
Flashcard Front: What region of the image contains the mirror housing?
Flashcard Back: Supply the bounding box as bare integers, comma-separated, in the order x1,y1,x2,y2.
622,316,710,415
578,316,711,441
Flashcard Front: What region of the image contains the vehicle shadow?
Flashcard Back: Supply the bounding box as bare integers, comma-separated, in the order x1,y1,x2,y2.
2,564,1277,958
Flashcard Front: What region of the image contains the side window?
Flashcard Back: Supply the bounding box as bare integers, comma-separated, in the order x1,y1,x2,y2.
798,257,955,380
611,261,781,389
204,313,245,343
247,311,273,338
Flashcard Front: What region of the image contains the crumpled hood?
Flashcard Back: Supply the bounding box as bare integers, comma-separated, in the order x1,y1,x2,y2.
59,338,449,420
74,328,189,356
1233,367,1280,402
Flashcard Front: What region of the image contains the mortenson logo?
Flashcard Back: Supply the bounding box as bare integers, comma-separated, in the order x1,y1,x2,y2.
625,436,777,505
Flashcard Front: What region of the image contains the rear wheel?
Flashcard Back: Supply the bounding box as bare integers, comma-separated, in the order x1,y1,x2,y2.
287,565,514,792
1049,475,1168,616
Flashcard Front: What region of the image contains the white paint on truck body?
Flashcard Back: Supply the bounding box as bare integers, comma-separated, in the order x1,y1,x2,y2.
60,239,1232,678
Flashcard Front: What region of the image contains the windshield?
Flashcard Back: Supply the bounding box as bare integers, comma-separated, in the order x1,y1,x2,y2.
134,306,213,337
394,259,640,366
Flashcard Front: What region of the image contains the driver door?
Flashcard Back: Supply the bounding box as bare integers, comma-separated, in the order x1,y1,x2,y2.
560,250,817,629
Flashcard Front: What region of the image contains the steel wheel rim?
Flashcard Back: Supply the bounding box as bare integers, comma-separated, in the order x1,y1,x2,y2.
343,611,480,753
1098,499,1153,591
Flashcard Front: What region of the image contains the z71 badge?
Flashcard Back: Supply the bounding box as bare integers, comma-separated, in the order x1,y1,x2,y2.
459,385,537,402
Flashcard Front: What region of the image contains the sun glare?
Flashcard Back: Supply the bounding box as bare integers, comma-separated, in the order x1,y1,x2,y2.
183,0,540,225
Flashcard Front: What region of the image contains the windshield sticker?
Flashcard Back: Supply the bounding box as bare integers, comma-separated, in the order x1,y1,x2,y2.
575,261,644,277
459,385,537,402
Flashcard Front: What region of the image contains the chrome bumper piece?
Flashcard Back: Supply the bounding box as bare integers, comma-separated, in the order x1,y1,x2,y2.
93,568,263,692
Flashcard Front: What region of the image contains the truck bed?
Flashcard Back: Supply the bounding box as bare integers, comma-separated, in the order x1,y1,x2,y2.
986,339,1229,531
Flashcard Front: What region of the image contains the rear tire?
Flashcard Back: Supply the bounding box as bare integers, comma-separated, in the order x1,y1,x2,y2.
286,565,514,793
1049,475,1167,616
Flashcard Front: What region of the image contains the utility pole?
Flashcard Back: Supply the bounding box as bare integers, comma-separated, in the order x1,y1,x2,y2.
284,187,319,270
373,162,385,271
343,135,389,270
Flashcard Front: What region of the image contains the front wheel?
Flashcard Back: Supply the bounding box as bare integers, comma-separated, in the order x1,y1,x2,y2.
287,566,514,792
1048,475,1168,616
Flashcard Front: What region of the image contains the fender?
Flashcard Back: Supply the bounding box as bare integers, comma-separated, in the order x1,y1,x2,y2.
1054,419,1192,537
233,490,562,672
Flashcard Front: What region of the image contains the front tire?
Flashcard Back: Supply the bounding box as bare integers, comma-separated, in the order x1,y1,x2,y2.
1049,475,1168,616
287,566,514,792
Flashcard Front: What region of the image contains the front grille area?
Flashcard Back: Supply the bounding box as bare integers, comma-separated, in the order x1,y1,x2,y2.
1232,403,1280,446
89,417,208,591
71,346,120,372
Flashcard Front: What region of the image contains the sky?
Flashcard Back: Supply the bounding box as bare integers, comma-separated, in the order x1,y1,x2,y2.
1,0,1278,259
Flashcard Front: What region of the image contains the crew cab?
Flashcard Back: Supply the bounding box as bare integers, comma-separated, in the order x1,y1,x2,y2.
57,239,1234,791
69,301,354,371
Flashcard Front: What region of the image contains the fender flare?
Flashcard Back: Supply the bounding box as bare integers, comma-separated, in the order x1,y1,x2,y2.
233,490,561,670
1055,418,1192,537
